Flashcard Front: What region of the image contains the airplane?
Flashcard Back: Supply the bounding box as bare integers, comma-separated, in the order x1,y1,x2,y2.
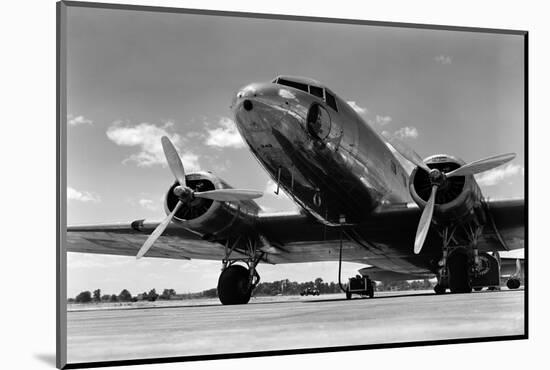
67,75,525,304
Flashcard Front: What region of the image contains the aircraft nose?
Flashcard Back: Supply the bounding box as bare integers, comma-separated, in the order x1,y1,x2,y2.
231,84,258,110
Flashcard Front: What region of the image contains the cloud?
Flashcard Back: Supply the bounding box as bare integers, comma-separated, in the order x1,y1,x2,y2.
138,199,158,211
347,101,368,115
434,55,452,65
204,117,246,149
394,126,419,139
376,115,392,125
264,179,294,199
475,164,523,187
67,186,100,202
106,121,199,169
265,179,279,194
68,114,93,126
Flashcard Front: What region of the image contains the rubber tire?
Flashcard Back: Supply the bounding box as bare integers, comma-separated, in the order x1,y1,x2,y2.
448,253,472,294
367,285,374,298
217,265,251,305
434,284,446,295
507,279,521,289
474,287,483,292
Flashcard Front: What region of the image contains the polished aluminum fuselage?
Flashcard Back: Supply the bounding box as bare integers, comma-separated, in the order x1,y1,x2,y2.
232,78,411,226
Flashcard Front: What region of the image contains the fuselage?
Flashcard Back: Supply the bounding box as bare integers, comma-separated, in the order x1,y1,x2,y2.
232,76,411,226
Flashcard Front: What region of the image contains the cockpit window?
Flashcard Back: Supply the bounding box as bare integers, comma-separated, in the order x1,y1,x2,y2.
309,85,324,98
325,91,338,112
274,78,338,112
277,78,309,93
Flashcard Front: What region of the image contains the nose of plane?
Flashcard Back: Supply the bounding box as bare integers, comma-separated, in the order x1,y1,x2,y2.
231,83,259,111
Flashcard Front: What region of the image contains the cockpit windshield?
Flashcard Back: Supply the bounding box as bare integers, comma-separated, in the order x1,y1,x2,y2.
276,78,309,93
274,77,338,112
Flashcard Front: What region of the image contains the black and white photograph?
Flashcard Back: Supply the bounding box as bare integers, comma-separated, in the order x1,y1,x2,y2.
56,1,527,368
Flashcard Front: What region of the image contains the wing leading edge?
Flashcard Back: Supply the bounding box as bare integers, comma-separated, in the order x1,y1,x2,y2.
66,198,523,268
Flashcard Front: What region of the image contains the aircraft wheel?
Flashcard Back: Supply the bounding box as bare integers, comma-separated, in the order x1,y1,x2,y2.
448,252,472,293
217,265,251,305
434,284,446,295
506,278,521,289
474,287,483,292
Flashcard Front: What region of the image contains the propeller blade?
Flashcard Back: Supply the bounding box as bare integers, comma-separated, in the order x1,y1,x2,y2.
136,201,183,259
514,258,522,277
414,185,438,254
382,132,431,173
194,189,263,202
446,153,516,178
161,136,186,187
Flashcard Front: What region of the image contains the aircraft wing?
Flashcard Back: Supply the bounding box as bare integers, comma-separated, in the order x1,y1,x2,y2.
66,221,250,260
66,198,523,267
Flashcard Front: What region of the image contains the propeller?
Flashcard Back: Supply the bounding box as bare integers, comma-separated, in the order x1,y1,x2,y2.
136,136,263,259
384,133,516,255
136,201,183,259
382,132,431,173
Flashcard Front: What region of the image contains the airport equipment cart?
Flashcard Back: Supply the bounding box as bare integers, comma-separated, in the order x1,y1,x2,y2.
345,275,374,299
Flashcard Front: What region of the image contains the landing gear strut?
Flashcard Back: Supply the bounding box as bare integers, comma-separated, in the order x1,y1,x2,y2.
217,236,263,305
435,222,485,294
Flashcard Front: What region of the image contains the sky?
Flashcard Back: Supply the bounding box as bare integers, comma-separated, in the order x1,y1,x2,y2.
65,6,525,297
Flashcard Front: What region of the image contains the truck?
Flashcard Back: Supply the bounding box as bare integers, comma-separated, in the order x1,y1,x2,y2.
345,275,374,299
300,287,320,296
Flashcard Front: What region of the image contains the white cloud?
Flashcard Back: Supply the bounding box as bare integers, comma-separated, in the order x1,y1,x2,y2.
347,101,368,115
106,121,199,169
394,126,419,139
475,164,523,187
68,114,93,126
138,199,158,211
265,179,278,194
376,115,392,125
205,117,246,149
67,186,100,202
434,55,452,65
264,179,294,199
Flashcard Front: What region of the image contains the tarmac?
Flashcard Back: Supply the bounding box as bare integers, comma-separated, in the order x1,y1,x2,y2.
66,289,525,364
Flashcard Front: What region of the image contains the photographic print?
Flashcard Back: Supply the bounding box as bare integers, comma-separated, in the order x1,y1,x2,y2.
58,1,526,368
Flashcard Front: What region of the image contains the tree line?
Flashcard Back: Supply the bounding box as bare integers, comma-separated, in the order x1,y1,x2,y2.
69,278,435,303
68,288,177,303
252,278,434,296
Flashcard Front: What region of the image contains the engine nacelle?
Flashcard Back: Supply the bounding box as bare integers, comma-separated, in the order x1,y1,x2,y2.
164,171,260,240
409,154,484,225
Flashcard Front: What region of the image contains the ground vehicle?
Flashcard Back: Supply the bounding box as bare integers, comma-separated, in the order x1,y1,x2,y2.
346,275,374,299
300,287,320,296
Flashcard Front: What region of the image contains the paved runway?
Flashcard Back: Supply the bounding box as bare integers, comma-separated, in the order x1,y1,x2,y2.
66,289,524,364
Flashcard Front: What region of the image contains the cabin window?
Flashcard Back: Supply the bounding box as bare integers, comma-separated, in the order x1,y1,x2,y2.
277,78,309,93
309,85,324,98
307,104,331,140
325,91,338,112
